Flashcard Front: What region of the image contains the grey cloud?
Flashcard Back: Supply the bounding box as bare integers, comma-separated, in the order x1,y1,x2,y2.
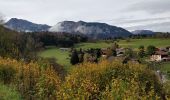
0,0,170,32
127,0,170,14
114,17,170,24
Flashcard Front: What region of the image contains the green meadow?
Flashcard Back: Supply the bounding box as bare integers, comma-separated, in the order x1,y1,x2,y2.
39,38,170,70
38,46,72,71
75,39,170,49
118,39,170,48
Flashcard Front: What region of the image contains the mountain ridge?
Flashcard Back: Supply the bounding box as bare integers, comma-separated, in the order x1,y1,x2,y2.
5,18,51,32
131,30,155,35
49,20,132,39
4,18,132,39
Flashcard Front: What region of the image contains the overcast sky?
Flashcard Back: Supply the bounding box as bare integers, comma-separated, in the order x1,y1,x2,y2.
0,0,170,32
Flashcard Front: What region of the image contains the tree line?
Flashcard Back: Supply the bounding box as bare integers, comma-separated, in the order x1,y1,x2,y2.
129,32,170,39
0,25,88,61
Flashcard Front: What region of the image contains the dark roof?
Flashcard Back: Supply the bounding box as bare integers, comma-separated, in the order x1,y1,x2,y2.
155,50,168,55
108,56,125,62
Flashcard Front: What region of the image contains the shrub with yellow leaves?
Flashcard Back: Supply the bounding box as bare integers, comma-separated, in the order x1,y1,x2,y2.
0,57,61,99
57,60,166,99
0,57,169,100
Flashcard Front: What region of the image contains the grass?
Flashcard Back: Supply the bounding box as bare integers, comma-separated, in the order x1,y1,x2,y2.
75,38,170,49
0,83,21,100
161,62,170,72
38,46,72,71
75,41,112,49
118,38,170,49
161,62,170,80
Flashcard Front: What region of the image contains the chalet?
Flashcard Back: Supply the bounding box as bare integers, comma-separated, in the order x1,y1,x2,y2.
116,48,125,57
151,50,170,62
101,48,126,58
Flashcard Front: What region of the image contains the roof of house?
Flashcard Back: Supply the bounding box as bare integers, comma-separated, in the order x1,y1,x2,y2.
108,56,125,62
155,50,168,55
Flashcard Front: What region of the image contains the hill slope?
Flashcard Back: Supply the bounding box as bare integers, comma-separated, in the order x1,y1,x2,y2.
131,30,155,35
49,21,132,39
5,18,51,32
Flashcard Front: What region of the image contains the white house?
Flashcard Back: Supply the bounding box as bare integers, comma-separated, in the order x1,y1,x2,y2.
151,51,169,62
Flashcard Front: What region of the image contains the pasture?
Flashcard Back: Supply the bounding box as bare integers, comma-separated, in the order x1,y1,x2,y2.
38,46,72,71
39,38,170,71
75,39,170,49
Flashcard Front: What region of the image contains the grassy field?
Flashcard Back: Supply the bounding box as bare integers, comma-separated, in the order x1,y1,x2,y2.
161,62,170,80
118,39,170,49
38,46,72,71
39,38,170,71
75,39,170,49
75,41,112,49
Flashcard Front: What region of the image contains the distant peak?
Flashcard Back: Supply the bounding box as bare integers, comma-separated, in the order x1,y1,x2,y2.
10,18,18,20
5,18,51,32
62,20,75,23
78,20,85,23
7,18,31,24
9,18,26,21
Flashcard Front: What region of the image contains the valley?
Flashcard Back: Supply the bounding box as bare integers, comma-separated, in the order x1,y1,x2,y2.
39,38,170,71
0,16,170,100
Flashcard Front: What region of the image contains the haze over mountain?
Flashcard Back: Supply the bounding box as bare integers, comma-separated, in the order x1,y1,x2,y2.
131,30,155,35
5,18,51,32
49,21,132,39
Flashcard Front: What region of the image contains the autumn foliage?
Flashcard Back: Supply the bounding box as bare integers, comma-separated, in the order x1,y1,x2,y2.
59,60,166,99
0,57,60,99
0,57,169,99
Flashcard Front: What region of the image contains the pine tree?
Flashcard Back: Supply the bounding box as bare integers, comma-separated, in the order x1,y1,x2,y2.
70,49,79,65
147,45,156,56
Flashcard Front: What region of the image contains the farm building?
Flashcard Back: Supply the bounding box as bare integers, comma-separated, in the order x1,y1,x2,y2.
151,50,170,62
59,48,70,51
116,48,125,57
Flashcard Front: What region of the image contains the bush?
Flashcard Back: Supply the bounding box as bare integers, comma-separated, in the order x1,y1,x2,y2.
0,65,16,84
57,60,164,99
147,45,156,56
0,57,61,99
0,57,169,99
163,81,170,99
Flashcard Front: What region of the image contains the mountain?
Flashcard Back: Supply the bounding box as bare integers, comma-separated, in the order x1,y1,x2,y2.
5,18,51,32
49,21,132,39
126,22,170,33
131,30,155,35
